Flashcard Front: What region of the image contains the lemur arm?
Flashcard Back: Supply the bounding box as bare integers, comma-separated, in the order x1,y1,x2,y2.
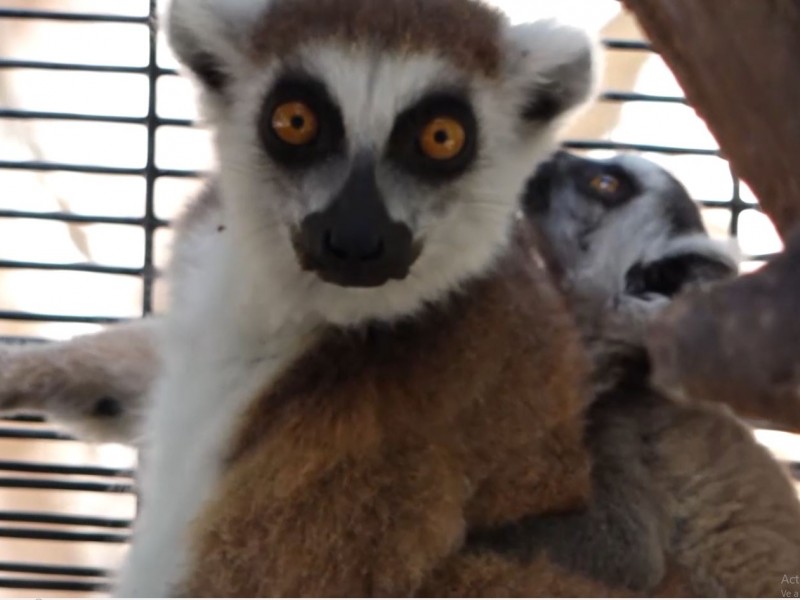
465,391,670,593
0,318,160,444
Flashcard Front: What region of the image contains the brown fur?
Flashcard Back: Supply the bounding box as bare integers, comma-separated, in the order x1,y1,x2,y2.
419,552,634,597
179,224,599,596
250,0,504,77
641,399,800,596
418,553,702,597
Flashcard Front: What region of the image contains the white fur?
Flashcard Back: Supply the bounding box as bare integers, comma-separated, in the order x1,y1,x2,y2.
115,199,321,596
117,2,595,594
166,0,273,117
503,19,601,122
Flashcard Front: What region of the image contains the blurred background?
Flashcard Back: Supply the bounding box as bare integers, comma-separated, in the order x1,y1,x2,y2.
0,0,794,595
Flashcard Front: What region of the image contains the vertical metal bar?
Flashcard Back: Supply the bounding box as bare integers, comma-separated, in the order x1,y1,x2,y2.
729,164,743,238
142,0,159,316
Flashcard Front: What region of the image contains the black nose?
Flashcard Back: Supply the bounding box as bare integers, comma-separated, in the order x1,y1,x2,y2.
324,226,385,262
294,159,417,288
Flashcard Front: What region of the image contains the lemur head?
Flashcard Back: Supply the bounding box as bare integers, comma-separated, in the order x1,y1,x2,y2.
524,151,738,389
166,0,596,325
524,151,738,301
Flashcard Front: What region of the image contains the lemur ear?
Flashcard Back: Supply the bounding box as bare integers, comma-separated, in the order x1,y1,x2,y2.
502,20,598,123
166,0,273,93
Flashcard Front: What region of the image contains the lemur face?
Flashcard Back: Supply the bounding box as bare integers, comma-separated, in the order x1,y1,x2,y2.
167,0,596,324
524,151,737,300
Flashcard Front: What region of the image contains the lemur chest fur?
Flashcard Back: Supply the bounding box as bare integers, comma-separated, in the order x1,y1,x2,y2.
177,225,593,596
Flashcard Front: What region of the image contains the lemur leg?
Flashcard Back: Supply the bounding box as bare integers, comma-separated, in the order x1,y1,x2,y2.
0,318,160,444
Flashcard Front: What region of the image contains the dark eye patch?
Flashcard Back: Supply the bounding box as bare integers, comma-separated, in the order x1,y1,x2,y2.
259,74,345,169
386,92,479,183
575,163,639,208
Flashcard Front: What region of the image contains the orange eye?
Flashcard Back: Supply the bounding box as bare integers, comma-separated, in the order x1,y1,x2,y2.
591,173,620,195
419,117,467,160
271,101,319,146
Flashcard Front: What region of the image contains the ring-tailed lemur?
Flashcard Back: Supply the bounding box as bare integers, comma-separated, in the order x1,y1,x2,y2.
526,150,738,391
114,1,616,596
469,151,800,596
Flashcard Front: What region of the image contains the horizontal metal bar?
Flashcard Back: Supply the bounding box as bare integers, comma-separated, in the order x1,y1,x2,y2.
563,140,721,157
748,253,780,262
0,311,125,325
0,209,170,228
0,8,148,24
0,59,179,78
0,58,149,75
0,108,195,128
0,259,143,277
0,461,134,479
0,160,202,178
0,478,134,494
0,562,109,579
0,415,46,423
0,512,131,530
0,527,129,544
0,427,74,441
602,39,653,52
154,116,195,128
601,91,687,104
698,199,742,208
156,167,205,179
0,578,109,592
0,159,143,176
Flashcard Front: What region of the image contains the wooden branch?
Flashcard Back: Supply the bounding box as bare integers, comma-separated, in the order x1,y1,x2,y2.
648,227,800,432
623,0,800,237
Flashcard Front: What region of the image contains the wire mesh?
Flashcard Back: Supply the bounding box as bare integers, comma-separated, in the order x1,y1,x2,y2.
0,1,794,594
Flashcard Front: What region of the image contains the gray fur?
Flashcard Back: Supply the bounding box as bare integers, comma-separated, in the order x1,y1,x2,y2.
513,151,800,595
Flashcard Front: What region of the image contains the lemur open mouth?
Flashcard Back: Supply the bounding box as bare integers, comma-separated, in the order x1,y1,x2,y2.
625,253,736,298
